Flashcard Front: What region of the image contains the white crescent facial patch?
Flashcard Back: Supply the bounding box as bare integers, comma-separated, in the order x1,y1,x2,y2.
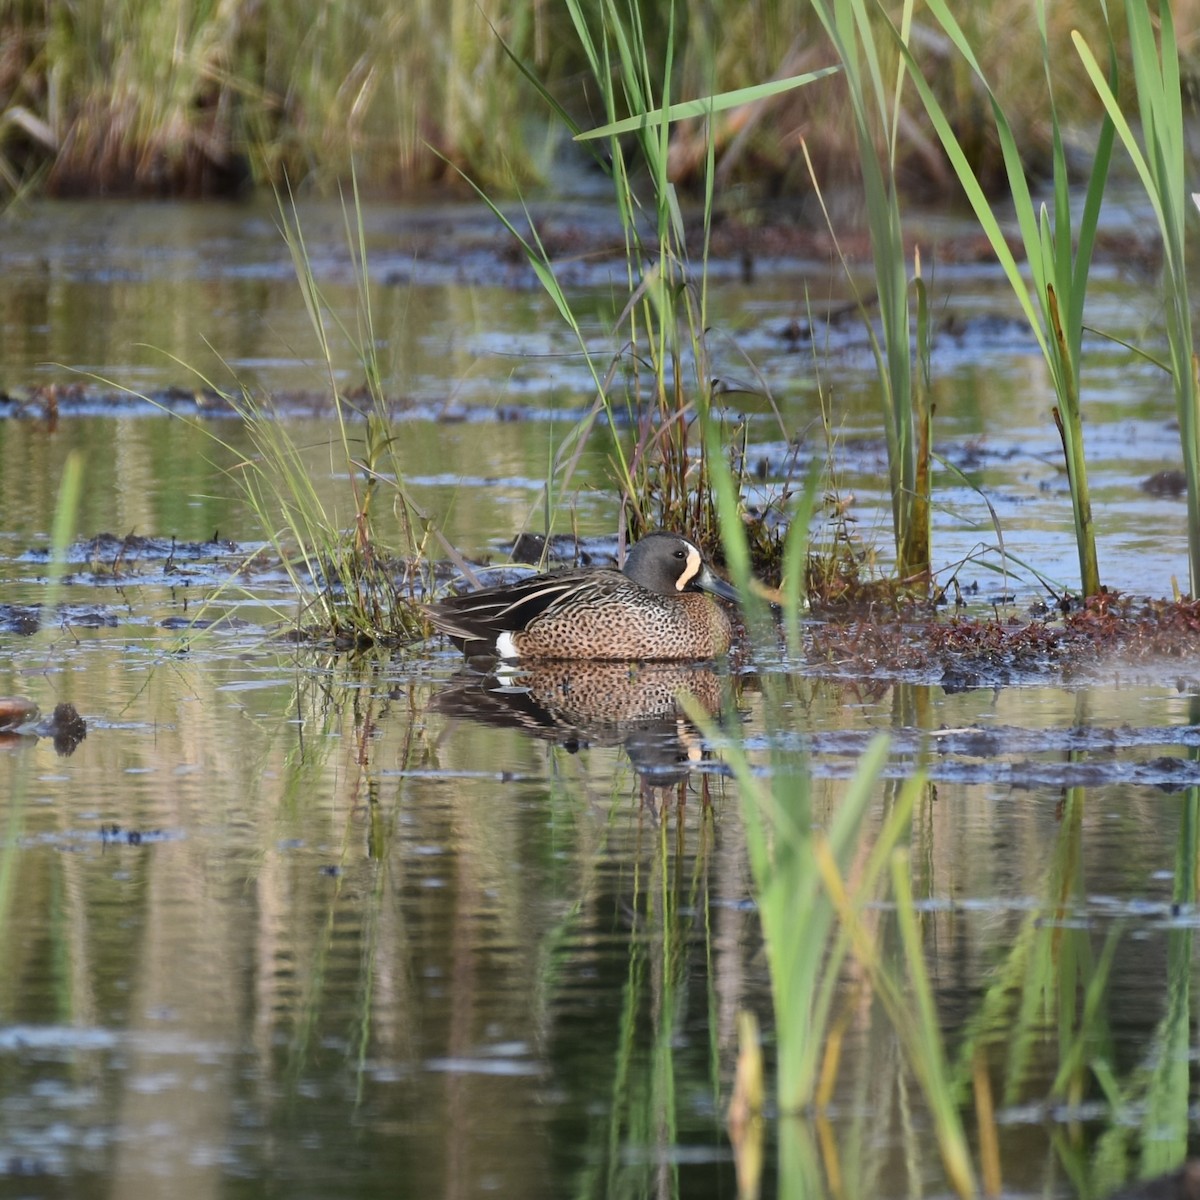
676,546,701,591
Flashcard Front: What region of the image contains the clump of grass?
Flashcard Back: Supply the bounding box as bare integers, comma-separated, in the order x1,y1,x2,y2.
224,181,437,641
480,1,838,564
131,178,438,644
220,391,427,646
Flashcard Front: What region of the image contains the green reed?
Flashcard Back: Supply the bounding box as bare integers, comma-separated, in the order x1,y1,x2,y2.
1074,0,1200,598
485,1,834,553
888,0,1114,599
691,455,980,1194
806,0,931,592
563,0,720,544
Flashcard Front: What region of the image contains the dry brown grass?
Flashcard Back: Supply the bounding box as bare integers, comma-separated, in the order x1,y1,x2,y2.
0,1,1195,200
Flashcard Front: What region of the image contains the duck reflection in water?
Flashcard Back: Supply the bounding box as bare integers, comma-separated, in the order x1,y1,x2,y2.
431,660,730,808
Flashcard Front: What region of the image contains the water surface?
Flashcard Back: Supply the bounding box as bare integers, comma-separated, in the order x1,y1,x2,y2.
0,197,1198,1199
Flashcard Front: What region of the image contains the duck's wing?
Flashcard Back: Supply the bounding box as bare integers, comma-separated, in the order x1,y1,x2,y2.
424,568,624,642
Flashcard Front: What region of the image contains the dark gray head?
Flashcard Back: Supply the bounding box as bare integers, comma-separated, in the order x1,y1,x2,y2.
621,532,740,603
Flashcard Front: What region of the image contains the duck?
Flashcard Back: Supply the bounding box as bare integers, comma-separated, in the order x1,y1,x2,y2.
424,531,739,660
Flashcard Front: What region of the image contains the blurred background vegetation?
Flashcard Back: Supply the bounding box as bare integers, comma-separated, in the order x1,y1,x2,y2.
0,0,1196,203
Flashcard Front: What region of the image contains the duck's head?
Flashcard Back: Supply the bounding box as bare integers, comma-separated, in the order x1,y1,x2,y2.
622,532,740,604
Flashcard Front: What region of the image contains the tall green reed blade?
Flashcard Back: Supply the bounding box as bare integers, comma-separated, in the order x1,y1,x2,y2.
1,450,84,942
905,255,933,585
807,0,931,591
889,0,1113,597
705,408,979,1192
727,719,894,1116
689,431,875,1112
782,463,822,656
703,417,771,635
1138,745,1199,1179
811,783,979,1200
1074,2,1200,596
705,459,868,1117
492,0,836,546
44,449,84,613
889,851,977,1197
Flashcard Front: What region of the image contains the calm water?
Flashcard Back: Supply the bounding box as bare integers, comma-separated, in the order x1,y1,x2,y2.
0,197,1198,1199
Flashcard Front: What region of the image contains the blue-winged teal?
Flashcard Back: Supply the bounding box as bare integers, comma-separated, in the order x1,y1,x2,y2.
425,531,739,661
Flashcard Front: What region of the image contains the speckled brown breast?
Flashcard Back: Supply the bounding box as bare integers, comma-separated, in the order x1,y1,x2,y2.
510,587,733,660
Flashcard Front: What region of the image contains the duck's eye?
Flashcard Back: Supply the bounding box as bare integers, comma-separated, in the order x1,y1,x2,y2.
674,549,686,559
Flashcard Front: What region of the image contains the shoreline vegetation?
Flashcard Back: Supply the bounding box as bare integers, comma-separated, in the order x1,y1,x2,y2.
0,1,1195,202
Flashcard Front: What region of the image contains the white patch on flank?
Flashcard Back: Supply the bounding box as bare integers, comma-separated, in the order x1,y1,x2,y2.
495,631,521,659
676,546,701,591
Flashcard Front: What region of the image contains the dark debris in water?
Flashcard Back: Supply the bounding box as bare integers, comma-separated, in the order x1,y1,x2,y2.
73,530,240,560
47,703,87,755
0,699,87,755
16,531,280,596
2,1155,53,1179
1140,468,1188,497
508,531,614,568
0,382,234,421
25,824,176,850
809,723,1200,757
22,530,243,569
0,604,40,635
0,380,570,424
99,824,165,847
58,530,242,575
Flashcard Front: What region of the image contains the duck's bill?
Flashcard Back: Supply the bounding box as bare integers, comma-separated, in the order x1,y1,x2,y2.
697,565,741,605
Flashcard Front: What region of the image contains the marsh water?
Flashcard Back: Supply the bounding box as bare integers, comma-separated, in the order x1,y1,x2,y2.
1,196,1199,1199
